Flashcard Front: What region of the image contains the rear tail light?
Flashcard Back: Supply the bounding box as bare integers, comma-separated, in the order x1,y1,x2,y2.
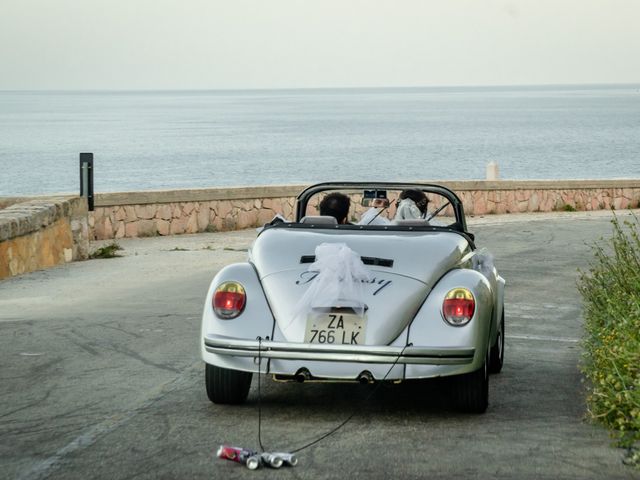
442,288,475,326
213,281,246,319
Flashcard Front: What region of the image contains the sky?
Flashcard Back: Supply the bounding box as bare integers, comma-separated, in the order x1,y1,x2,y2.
0,0,639,90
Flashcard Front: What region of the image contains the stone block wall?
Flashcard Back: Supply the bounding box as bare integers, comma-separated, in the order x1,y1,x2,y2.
0,197,89,279
89,180,640,241
90,196,296,239
452,183,640,216
4,181,638,279
0,197,27,210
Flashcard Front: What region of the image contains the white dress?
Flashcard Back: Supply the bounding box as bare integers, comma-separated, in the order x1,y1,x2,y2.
394,198,423,220
358,207,391,225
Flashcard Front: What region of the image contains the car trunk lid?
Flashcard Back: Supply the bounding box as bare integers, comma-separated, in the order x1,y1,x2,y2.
251,227,470,345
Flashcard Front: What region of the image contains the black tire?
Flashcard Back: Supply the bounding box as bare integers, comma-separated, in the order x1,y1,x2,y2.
489,309,505,374
205,364,252,404
450,358,489,413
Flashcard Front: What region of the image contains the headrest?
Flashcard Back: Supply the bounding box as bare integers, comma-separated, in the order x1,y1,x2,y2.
300,215,338,225
393,219,431,226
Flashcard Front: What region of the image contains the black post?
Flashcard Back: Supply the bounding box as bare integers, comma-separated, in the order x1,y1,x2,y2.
79,153,94,211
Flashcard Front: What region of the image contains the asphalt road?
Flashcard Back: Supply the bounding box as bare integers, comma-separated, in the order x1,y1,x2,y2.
1,211,638,480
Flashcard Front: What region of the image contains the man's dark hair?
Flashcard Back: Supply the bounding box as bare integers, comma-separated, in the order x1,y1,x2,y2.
319,192,351,224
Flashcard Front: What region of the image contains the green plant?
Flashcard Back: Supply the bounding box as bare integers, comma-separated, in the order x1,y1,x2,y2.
562,204,576,212
90,241,122,259
578,213,640,452
624,447,640,467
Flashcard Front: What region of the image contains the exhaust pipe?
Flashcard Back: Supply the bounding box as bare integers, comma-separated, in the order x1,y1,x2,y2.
357,371,374,384
294,368,311,383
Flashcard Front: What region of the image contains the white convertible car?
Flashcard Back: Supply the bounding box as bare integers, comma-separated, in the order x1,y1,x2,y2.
201,182,505,413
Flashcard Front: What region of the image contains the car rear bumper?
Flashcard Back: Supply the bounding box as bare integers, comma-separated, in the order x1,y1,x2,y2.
203,335,475,365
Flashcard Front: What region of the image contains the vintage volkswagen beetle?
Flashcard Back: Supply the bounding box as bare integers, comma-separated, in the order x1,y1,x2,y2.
201,182,505,413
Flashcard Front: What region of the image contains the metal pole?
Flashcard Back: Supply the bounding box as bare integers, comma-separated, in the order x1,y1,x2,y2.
79,153,94,211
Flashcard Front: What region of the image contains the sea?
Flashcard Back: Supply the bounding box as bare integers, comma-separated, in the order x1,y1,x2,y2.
0,85,639,197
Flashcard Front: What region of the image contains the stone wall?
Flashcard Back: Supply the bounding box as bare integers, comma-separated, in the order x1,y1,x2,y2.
0,197,27,210
90,180,640,240
90,185,301,240
449,180,640,215
0,197,89,279
91,196,296,239
4,181,638,279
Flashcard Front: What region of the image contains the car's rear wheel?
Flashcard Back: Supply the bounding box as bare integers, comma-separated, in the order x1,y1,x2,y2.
451,357,489,413
205,364,253,404
489,309,505,374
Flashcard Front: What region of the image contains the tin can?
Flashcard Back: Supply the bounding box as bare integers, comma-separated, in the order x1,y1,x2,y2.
216,445,261,470
271,452,298,467
245,455,261,470
260,452,284,468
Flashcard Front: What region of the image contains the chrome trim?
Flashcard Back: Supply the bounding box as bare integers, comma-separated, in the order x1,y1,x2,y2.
204,335,475,365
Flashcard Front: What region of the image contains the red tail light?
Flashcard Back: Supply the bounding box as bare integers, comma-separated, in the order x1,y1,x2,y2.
442,288,475,326
213,282,246,319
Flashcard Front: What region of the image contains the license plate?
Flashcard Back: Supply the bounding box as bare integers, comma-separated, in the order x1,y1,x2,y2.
304,312,367,345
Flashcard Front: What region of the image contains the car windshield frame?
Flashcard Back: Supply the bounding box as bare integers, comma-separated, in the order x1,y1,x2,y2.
294,181,469,233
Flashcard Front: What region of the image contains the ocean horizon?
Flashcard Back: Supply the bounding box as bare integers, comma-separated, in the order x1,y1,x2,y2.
1,84,639,197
